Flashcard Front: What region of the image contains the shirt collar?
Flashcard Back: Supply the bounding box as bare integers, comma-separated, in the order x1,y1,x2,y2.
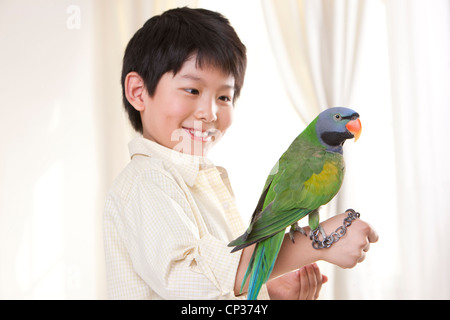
128,136,214,187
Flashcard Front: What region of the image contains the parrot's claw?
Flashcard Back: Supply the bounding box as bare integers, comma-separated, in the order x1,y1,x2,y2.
310,224,327,240
289,222,307,243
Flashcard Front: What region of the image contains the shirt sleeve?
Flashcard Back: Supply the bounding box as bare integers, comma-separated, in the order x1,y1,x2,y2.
123,168,245,299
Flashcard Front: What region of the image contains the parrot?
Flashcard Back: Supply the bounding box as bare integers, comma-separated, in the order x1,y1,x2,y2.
228,107,362,300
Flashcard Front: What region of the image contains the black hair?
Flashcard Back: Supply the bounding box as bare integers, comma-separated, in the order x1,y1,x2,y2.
121,7,247,133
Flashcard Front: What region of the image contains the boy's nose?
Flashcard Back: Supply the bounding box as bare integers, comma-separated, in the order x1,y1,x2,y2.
195,99,218,122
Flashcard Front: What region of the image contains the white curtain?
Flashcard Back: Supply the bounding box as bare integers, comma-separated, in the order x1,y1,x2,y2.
385,0,450,299
262,0,366,123
262,0,450,299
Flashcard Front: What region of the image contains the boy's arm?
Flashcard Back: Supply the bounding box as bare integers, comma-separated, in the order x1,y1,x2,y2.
234,229,319,295
234,212,378,295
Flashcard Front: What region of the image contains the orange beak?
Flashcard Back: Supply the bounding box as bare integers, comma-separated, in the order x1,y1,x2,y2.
346,118,362,142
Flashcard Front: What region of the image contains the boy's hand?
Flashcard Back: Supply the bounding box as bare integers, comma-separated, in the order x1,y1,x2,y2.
238,212,378,297
319,213,379,269
267,263,328,300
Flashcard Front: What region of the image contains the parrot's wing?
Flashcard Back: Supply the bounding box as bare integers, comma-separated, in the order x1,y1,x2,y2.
229,146,344,252
247,145,323,224
229,203,311,252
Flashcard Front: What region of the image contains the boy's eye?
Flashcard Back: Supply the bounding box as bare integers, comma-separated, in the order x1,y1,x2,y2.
219,96,232,103
185,88,199,95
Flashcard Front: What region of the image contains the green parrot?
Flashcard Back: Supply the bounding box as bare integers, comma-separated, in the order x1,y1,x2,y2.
228,107,362,300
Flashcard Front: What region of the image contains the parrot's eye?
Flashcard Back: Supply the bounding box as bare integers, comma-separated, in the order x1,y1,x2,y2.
334,114,341,121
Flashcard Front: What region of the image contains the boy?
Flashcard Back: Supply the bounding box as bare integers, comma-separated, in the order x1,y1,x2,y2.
103,7,378,300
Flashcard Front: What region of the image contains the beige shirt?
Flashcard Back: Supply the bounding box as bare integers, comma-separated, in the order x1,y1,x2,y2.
103,137,269,299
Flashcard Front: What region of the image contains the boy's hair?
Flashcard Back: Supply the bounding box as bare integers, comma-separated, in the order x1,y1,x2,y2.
121,7,247,133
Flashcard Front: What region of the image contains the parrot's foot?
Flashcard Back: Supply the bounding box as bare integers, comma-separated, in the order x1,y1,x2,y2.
289,222,307,243
310,224,327,241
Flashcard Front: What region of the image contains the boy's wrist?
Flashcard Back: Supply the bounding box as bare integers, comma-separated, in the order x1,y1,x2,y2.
311,209,360,249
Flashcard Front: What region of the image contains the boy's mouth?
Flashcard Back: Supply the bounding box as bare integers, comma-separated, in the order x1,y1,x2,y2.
182,127,216,142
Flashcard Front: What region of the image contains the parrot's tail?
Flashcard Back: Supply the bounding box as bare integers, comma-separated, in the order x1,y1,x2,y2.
242,231,285,300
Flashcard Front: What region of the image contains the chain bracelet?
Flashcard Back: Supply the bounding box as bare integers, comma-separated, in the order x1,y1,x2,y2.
311,209,360,249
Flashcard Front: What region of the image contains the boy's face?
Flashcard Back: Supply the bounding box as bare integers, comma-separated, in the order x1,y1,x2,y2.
140,55,234,157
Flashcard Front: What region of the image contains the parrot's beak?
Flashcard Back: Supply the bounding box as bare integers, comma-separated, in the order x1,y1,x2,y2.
346,118,362,142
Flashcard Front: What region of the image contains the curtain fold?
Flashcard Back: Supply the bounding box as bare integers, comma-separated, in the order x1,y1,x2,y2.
261,0,367,124
385,0,450,299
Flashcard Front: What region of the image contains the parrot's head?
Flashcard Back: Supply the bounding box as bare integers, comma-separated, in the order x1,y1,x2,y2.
316,107,362,153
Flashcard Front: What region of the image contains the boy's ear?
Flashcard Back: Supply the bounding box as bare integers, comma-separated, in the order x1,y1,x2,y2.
125,72,146,112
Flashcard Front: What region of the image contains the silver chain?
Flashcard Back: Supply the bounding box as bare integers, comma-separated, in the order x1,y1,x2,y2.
311,209,360,249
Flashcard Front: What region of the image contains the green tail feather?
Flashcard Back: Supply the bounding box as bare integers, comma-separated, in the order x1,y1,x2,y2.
242,231,285,300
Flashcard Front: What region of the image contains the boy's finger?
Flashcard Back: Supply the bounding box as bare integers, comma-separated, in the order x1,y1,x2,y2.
298,267,309,300
311,263,322,300
311,263,321,282
368,224,379,243
305,264,317,300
